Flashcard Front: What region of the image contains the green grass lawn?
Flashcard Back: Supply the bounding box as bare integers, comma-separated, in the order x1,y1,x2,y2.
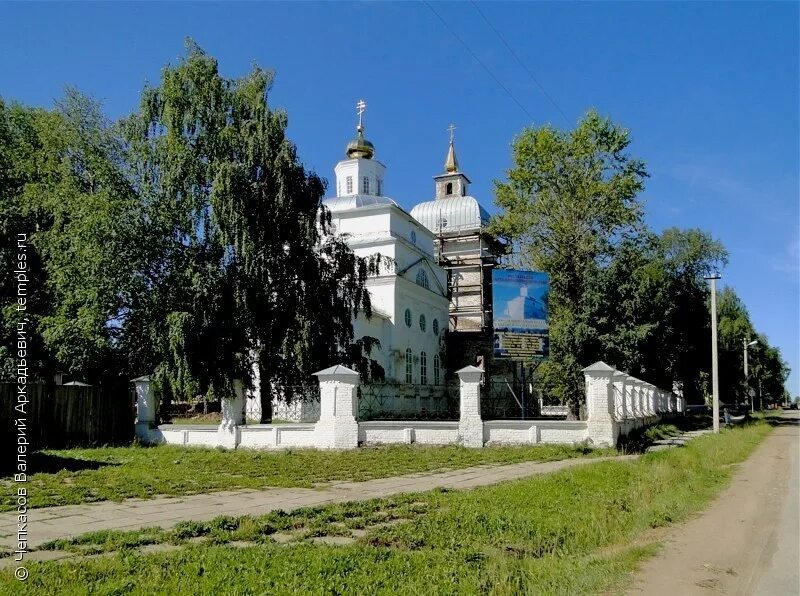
2,421,772,594
0,443,612,511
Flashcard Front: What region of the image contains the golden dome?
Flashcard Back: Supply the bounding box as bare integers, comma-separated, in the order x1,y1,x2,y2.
346,128,374,159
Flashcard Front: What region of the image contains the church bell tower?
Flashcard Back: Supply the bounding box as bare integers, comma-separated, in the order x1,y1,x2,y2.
434,124,471,199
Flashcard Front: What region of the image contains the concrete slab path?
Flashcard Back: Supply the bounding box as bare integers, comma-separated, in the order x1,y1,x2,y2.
1,454,636,551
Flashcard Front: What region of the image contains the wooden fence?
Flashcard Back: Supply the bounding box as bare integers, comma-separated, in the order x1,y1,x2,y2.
1,383,134,450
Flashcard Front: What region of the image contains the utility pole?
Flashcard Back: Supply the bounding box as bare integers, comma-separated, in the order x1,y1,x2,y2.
706,275,721,433
744,338,757,412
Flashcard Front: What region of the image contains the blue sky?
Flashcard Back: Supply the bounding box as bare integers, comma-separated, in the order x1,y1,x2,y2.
2,2,798,395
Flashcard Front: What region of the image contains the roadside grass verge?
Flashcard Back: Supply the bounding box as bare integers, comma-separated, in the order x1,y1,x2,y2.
8,420,773,594
0,443,611,511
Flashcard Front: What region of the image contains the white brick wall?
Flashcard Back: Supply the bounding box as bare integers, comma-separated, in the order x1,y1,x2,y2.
358,421,459,445
135,362,677,451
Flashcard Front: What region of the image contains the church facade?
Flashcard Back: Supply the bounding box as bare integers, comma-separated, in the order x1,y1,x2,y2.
252,103,501,421
322,112,450,387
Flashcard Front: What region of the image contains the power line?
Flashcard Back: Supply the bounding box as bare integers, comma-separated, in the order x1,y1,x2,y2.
424,1,535,122
470,1,570,125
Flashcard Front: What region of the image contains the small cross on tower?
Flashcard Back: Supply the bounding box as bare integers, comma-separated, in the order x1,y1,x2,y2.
356,99,367,130
448,123,456,144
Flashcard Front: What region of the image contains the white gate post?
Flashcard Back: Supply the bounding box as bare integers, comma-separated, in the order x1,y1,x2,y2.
457,365,484,448
583,361,618,447
218,378,246,449
133,376,155,441
314,365,360,449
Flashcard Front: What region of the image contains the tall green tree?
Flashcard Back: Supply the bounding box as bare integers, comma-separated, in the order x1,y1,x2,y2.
122,41,378,420
594,228,727,402
491,111,648,410
0,93,140,384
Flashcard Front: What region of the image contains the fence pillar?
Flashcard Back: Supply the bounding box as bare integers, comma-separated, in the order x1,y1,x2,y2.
649,385,658,418
583,361,618,447
313,365,360,449
217,378,245,449
612,371,628,420
133,376,155,440
623,375,637,420
640,383,651,417
457,365,484,448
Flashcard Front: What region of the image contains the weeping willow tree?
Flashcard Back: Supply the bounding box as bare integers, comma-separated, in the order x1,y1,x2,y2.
122,41,379,421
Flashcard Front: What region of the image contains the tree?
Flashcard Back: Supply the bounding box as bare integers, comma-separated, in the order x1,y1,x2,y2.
0,99,52,380
585,228,727,403
491,110,648,411
121,41,378,420
0,93,140,384
715,288,790,408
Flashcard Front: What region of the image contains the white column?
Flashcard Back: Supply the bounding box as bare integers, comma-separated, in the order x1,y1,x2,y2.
638,383,648,416
612,372,628,420
314,365,360,449
457,365,484,448
624,376,637,419
646,384,656,417
627,378,640,419
133,376,155,441
583,361,618,447
218,378,245,449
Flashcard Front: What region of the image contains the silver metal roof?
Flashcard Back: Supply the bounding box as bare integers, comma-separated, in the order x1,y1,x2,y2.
410,196,490,233
322,194,398,213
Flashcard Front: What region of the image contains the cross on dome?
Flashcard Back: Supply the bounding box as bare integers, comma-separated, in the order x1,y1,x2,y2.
345,98,374,159
357,99,366,130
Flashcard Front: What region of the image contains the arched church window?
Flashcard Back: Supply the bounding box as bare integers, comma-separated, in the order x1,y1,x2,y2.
377,178,383,196
419,314,426,332
405,348,413,384
410,230,417,245
346,176,353,194
362,176,369,194
404,308,412,328
420,351,428,385
433,354,441,385
445,182,453,195
416,269,429,289
432,318,439,336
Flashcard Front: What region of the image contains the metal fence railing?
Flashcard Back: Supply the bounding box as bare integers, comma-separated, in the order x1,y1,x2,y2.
358,382,459,421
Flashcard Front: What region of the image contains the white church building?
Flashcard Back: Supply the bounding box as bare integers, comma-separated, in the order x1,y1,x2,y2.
321,107,450,387
251,103,454,421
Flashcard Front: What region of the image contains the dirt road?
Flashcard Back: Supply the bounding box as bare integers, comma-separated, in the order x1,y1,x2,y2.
629,411,799,595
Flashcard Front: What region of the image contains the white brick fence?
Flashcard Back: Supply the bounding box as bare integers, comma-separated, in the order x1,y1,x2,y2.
135,361,683,450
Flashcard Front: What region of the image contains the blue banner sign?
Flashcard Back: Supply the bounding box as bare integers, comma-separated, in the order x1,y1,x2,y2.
492,270,549,360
